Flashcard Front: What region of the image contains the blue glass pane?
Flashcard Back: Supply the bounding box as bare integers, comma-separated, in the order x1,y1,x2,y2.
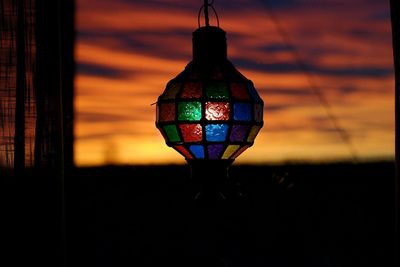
247,82,262,102
189,145,204,158
208,144,224,159
234,103,252,121
205,124,228,142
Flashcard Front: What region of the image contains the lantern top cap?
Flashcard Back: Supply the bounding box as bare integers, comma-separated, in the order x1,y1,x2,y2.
193,26,225,36
192,26,227,62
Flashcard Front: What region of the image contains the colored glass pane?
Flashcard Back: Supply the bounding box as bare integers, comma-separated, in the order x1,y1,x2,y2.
254,104,263,122
208,145,224,159
189,145,205,159
230,83,250,100
159,103,175,122
179,124,202,142
247,126,262,142
163,82,181,99
156,104,160,123
205,124,228,142
210,66,224,80
222,145,240,159
163,125,180,142
234,103,252,121
187,71,202,79
247,82,262,102
174,145,193,159
230,125,250,142
232,145,250,158
178,101,202,121
205,102,230,121
205,83,229,99
181,82,202,98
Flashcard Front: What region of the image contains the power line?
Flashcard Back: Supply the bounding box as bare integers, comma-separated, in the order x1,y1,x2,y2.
263,1,359,162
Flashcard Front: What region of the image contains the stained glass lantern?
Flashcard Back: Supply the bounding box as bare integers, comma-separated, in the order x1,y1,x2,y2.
156,28,263,161
155,2,263,197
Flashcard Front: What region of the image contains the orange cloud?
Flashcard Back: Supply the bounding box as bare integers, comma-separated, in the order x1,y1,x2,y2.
75,0,394,165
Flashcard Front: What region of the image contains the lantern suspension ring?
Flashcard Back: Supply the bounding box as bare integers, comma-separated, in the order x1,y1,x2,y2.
198,0,219,28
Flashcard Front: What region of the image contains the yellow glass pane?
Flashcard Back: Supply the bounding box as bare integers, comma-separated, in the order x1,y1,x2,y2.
222,145,240,159
247,126,261,142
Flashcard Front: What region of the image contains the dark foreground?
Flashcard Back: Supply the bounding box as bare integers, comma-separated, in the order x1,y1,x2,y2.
2,162,396,266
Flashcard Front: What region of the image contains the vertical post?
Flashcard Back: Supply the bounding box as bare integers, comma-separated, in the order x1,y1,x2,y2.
60,0,75,177
188,159,233,201
186,159,233,265
390,0,399,266
34,0,74,265
14,0,26,174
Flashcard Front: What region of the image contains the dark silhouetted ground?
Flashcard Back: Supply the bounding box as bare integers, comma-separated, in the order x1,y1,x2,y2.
1,162,395,266
63,162,395,266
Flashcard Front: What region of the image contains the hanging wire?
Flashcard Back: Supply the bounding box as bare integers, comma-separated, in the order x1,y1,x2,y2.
204,0,210,26
263,1,359,162
198,0,219,28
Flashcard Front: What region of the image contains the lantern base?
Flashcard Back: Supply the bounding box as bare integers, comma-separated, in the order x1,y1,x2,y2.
187,159,233,201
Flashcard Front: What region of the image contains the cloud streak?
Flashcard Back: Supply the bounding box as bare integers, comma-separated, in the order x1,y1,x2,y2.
75,0,394,165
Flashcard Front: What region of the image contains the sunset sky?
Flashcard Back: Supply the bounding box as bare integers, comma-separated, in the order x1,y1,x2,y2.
75,0,394,165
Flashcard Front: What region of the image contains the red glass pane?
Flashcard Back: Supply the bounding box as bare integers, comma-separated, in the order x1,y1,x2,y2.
230,83,250,100
205,102,230,121
181,82,202,98
156,104,160,123
179,124,202,142
174,145,193,159
159,103,175,122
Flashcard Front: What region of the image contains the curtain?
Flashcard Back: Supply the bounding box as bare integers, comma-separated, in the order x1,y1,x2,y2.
0,0,36,173
1,1,74,265
0,0,74,177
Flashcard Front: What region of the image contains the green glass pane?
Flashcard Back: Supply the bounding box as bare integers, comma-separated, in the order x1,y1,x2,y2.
163,83,180,99
163,125,180,142
205,83,229,99
178,101,202,121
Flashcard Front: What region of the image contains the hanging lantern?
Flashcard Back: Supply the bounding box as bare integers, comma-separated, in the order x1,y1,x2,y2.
156,2,263,165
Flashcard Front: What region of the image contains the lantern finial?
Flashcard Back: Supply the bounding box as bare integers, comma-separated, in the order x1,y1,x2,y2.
198,0,220,28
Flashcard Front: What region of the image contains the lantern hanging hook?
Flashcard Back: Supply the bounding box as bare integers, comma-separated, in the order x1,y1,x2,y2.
198,0,219,28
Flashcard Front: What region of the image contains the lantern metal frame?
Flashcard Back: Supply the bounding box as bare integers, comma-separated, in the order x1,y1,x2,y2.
156,26,264,161
155,0,264,199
